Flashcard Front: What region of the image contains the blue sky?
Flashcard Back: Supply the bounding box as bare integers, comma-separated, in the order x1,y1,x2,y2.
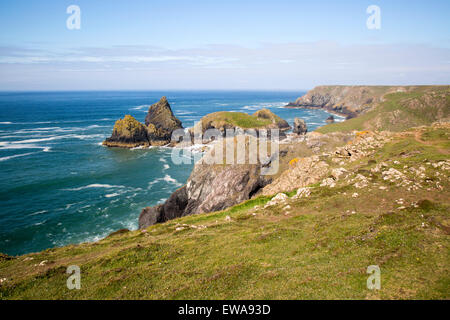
0,0,449,90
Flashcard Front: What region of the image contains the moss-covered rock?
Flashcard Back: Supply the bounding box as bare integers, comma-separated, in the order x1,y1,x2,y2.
252,108,291,130
103,115,150,148
103,97,184,148
193,108,291,137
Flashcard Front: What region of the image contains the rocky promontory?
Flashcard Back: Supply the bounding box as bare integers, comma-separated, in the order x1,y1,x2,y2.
286,85,421,119
103,97,183,148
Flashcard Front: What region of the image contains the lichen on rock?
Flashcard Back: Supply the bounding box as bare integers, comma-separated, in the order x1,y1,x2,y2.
103,96,183,148
103,115,150,148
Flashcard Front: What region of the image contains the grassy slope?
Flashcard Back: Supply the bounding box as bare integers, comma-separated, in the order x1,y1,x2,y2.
198,111,273,129
316,86,450,134
1,125,448,299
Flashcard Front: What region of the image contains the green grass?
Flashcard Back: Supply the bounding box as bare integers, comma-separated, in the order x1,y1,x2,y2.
316,87,450,134
0,125,449,300
199,111,272,129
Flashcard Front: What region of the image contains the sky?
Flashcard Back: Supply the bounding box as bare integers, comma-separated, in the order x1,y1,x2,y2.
0,0,449,91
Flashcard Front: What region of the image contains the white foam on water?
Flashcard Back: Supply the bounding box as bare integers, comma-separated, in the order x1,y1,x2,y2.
28,210,48,216
0,152,37,161
163,174,182,186
131,105,149,110
0,122,13,124
65,184,125,191
105,193,119,198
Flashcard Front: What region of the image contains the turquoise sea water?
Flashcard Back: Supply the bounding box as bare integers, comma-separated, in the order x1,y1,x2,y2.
0,91,341,256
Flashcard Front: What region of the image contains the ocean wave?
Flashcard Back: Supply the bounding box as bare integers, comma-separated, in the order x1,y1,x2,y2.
0,152,37,161
65,184,125,191
176,111,196,115
241,102,288,111
105,193,119,198
147,174,182,189
163,174,182,186
6,134,105,145
28,210,48,216
131,105,149,111
0,122,13,124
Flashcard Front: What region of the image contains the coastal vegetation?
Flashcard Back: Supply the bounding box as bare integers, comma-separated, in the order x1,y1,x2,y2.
1,85,448,300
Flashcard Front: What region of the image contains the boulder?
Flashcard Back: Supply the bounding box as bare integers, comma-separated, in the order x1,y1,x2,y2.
293,118,307,135
326,115,335,124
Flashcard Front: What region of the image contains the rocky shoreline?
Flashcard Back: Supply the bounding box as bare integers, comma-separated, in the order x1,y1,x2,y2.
103,85,450,230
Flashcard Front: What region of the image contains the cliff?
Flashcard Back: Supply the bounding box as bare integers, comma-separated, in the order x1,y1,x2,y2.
286,85,427,118
139,136,273,229
2,122,449,299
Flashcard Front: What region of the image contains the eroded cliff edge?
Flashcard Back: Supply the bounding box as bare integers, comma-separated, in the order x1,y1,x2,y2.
286,85,435,119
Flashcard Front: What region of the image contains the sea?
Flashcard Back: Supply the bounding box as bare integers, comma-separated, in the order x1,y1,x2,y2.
0,91,342,256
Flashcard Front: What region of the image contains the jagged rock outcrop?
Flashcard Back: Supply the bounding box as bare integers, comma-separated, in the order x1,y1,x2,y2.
103,97,183,148
262,155,329,195
293,118,307,135
145,96,183,145
139,137,272,229
103,115,151,148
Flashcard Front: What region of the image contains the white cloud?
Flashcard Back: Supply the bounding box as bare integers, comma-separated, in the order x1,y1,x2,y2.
0,42,449,90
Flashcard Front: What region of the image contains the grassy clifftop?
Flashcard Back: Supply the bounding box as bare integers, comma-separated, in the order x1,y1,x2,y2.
1,123,448,299
194,108,291,132
316,86,450,134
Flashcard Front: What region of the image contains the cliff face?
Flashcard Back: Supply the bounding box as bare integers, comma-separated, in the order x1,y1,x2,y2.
287,86,418,118
103,97,183,148
139,137,272,229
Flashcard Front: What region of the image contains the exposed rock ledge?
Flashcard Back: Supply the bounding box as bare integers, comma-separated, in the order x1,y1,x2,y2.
139,137,273,229
103,96,183,148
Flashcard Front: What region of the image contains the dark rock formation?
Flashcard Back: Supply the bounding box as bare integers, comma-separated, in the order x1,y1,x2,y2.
139,140,272,229
139,186,188,228
293,118,307,135
326,115,335,124
103,97,183,148
103,115,150,148
145,96,183,145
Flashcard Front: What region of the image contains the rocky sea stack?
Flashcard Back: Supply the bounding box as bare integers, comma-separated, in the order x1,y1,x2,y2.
103,97,183,148
145,96,183,144
103,115,150,148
